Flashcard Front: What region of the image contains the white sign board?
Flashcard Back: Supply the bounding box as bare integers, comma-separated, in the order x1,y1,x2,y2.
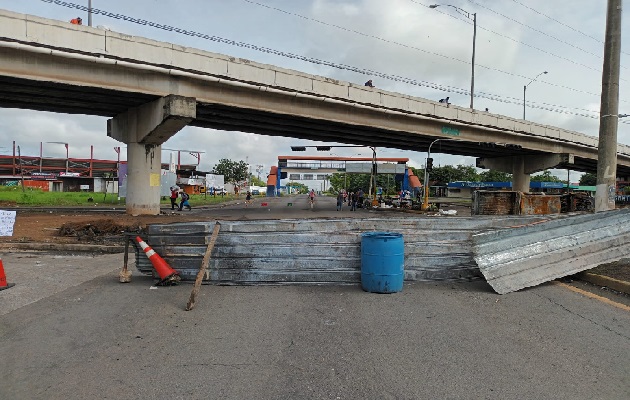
0,210,17,236
205,174,225,188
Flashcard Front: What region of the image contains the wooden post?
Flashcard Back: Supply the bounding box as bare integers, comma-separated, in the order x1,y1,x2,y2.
185,222,221,311
119,236,132,283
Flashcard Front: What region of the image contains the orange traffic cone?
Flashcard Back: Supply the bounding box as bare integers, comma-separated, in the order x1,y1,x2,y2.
0,257,15,291
135,236,181,286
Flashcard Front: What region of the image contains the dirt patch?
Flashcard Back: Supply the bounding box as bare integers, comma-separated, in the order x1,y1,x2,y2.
4,208,202,244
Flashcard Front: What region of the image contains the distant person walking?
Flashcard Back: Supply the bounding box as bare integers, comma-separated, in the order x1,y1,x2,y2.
357,189,364,209
438,96,450,106
364,80,374,87
336,192,344,211
309,189,316,209
70,17,82,25
169,186,179,210
178,191,192,211
350,192,357,211
245,191,252,206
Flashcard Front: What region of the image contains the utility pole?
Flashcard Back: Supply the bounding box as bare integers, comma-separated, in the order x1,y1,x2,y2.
88,0,93,27
595,0,622,212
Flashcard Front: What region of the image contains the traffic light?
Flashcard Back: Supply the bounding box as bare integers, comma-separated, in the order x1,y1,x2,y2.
479,142,496,148
291,146,306,151
316,146,331,151
426,157,433,172
506,144,522,150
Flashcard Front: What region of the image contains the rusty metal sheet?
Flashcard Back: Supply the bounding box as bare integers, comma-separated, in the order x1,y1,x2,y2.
472,209,630,294
471,191,518,215
519,194,561,215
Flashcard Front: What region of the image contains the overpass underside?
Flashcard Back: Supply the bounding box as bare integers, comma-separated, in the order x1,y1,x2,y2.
0,74,605,176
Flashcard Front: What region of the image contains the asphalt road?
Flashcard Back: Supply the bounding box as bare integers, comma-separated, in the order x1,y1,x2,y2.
1,251,629,400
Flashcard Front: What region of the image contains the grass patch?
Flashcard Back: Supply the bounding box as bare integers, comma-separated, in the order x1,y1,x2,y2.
0,187,249,207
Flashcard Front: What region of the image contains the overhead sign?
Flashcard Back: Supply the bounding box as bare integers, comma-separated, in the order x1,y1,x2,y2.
59,172,81,177
31,172,57,180
345,163,406,174
441,126,460,136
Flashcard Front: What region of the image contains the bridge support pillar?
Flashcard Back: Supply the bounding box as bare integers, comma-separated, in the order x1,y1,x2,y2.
107,95,196,215
476,154,574,193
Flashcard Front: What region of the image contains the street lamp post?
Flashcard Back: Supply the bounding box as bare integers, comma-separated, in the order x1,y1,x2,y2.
523,71,548,120
430,4,476,109
421,139,442,211
422,139,459,210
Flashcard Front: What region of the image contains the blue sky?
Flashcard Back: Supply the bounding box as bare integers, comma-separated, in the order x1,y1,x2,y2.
0,0,627,184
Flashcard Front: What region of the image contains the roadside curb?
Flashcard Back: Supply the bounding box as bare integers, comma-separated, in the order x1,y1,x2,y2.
0,242,124,253
577,272,630,295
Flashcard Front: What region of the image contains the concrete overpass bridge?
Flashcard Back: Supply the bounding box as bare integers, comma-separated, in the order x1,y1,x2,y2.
1,9,628,214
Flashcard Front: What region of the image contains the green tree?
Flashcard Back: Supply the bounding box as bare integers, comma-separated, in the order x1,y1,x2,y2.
212,159,248,185
250,174,266,187
531,170,562,182
285,181,309,194
579,172,597,186
455,165,480,182
479,170,512,182
429,165,458,185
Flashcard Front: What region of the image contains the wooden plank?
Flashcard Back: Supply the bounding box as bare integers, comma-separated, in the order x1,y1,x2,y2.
185,222,221,311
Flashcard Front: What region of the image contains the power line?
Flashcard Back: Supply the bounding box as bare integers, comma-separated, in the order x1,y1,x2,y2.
38,0,628,120
246,0,626,97
408,0,606,76
511,0,630,57
466,0,628,70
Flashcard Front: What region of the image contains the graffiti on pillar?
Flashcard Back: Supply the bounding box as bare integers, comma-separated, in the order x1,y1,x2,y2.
145,144,157,165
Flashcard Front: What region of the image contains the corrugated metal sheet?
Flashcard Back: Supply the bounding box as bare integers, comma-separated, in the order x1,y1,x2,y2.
134,216,548,285
472,208,630,294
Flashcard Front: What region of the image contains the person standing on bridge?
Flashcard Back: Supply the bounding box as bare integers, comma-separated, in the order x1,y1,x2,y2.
70,17,82,25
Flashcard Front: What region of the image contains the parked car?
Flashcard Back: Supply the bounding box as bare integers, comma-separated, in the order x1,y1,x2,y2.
209,187,227,195
252,189,260,195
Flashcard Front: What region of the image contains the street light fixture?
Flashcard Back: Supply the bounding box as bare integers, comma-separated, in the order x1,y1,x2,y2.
523,71,547,120
430,4,477,109
422,138,458,211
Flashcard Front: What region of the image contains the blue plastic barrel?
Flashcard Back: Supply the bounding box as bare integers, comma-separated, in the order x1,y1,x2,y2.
361,232,404,293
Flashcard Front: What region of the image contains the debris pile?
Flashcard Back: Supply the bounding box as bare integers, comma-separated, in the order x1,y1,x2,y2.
58,219,145,243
